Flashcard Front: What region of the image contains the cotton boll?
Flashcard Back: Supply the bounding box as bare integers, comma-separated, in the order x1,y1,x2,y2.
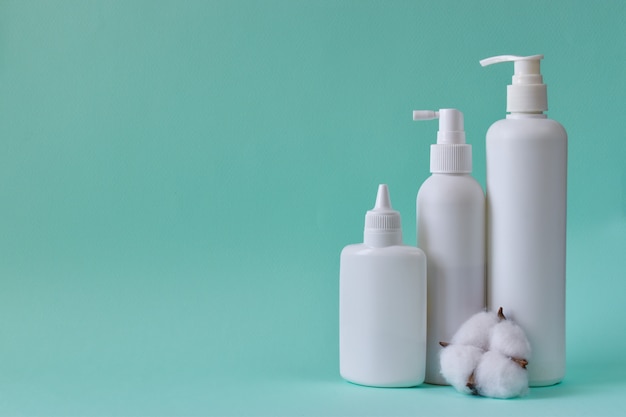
440,344,484,394
489,320,531,360
450,311,499,350
474,351,529,399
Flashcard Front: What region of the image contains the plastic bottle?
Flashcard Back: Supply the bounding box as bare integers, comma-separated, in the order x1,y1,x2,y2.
413,109,486,385
340,184,427,387
480,54,567,386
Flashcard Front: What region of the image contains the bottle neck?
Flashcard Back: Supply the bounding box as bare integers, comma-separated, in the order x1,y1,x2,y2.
363,231,402,248
507,112,547,119
431,172,470,176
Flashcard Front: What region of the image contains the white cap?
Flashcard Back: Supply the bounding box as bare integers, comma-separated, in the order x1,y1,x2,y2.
364,184,402,247
480,54,547,113
412,108,472,174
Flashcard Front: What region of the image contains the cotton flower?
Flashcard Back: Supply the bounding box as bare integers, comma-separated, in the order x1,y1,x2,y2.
474,351,529,398
450,311,499,351
489,318,532,360
439,344,484,394
439,307,531,399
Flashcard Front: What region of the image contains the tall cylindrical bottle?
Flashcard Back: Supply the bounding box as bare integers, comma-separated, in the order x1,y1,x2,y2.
340,184,427,387
413,109,486,385
481,54,567,386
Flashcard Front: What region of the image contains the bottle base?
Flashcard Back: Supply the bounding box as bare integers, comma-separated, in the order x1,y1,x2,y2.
529,377,563,387
424,377,449,386
341,373,424,388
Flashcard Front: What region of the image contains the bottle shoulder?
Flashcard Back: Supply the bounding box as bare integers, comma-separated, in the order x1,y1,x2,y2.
417,174,485,204
341,244,425,258
487,117,567,142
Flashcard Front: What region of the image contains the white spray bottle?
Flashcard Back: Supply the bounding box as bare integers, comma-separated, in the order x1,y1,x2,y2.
413,109,486,385
340,184,427,387
480,54,567,386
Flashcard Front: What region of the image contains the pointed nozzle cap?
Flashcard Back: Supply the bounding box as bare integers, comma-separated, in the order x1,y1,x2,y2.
373,183,393,211
364,184,402,247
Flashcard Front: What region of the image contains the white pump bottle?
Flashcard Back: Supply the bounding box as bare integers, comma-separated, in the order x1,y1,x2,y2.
481,55,567,386
340,184,427,387
413,109,486,385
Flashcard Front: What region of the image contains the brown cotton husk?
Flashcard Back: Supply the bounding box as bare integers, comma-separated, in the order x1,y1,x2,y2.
466,371,478,395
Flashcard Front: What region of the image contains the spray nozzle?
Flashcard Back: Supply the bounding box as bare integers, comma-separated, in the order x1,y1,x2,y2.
412,110,439,121
412,108,472,174
480,54,547,113
413,108,465,145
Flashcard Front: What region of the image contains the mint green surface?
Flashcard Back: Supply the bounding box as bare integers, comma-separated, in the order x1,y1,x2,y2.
1,1,625,415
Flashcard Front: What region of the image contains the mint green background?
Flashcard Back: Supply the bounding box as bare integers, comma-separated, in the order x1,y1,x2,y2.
1,1,625,415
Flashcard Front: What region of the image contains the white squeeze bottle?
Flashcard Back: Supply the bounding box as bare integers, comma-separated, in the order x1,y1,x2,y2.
340,184,427,387
480,54,567,386
413,109,486,385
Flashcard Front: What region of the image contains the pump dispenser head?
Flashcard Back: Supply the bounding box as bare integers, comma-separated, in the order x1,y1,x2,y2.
364,184,402,247
480,54,547,113
413,108,472,174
